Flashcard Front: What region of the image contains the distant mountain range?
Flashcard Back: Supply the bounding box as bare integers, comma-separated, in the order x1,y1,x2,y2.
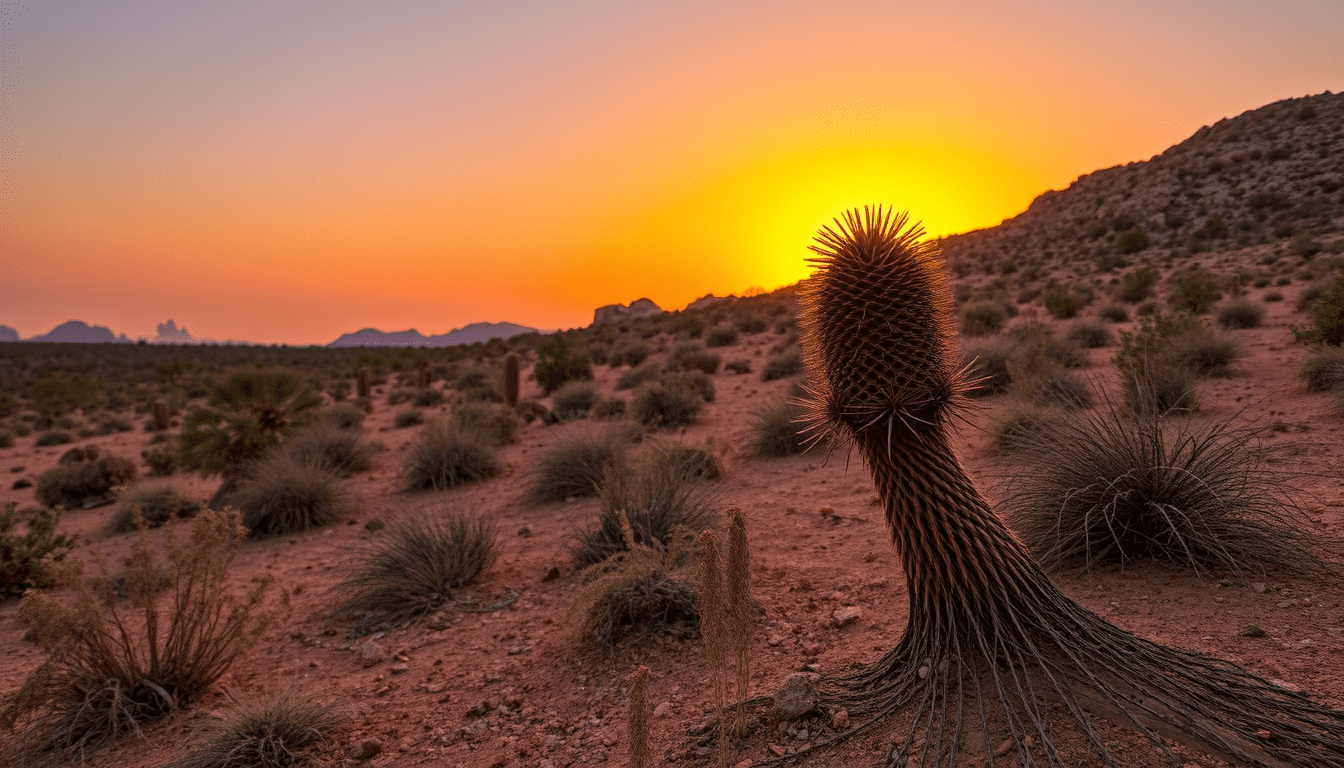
327,321,539,347
0,319,540,346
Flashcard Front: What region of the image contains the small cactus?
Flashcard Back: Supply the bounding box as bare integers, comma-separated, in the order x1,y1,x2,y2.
503,353,521,408
356,367,371,399
151,399,170,432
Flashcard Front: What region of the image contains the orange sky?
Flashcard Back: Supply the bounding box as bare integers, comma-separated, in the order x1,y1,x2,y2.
2,1,1341,344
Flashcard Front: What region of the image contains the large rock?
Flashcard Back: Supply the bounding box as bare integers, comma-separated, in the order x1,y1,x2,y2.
771,673,818,719
592,297,664,325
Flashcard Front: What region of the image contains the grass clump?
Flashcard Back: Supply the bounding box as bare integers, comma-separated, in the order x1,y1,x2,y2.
668,343,722,374
959,300,1012,336
393,408,423,428
321,402,366,430
646,441,723,481
567,512,700,647
1042,283,1087,319
761,348,803,381
1299,346,1344,392
142,444,178,476
551,381,600,419
35,452,138,510
35,430,74,447
1293,272,1344,346
573,457,717,568
750,400,806,456
1216,299,1265,330
1168,268,1222,313
231,456,352,537
1123,364,1201,416
1,503,77,599
449,401,521,445
284,425,375,478
107,484,199,534
629,378,704,429
1066,321,1112,349
1002,404,1316,576
616,361,663,391
527,428,632,504
989,405,1063,453
169,688,344,768
1,509,281,762
704,324,739,348
1098,303,1130,323
1165,329,1240,377
402,423,501,492
960,338,1013,396
1118,266,1158,303
334,513,497,636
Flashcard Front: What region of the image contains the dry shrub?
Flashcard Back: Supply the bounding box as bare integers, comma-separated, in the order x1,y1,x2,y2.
959,338,1013,396
1298,345,1344,392
35,453,137,510
567,512,699,647
572,457,717,568
1,509,283,762
1,503,77,599
989,404,1063,453
106,483,199,534
1003,404,1316,576
448,401,521,445
232,456,352,537
646,441,723,480
629,379,703,429
284,425,375,478
528,428,632,504
760,348,803,381
749,400,805,456
402,423,501,492
333,513,497,637
321,402,366,431
169,688,344,768
551,381,600,420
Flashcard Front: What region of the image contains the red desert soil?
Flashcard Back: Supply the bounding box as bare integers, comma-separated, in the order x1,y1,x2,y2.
3,271,1344,768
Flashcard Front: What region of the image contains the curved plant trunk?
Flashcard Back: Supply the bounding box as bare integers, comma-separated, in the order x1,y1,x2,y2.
788,206,1344,767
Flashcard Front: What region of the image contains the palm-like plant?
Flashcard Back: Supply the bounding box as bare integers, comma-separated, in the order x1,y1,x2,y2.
178,368,324,478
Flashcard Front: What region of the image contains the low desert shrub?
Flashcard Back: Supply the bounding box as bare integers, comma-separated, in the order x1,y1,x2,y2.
703,324,739,348
285,425,375,478
629,379,703,429
35,453,138,509
724,359,753,375
573,458,717,568
989,405,1063,453
449,401,521,445
412,388,446,408
0,429,11,449
1165,329,1240,377
1066,321,1112,348
334,513,497,636
1099,304,1130,323
1119,266,1159,303
142,444,178,476
106,484,199,534
959,300,1012,336
1,509,280,761
35,430,74,447
1292,272,1344,346
230,457,350,537
528,429,631,504
1216,299,1264,330
1123,364,1200,417
734,313,769,334
1113,310,1205,378
532,334,592,394
393,408,424,428
668,343,721,374
1168,268,1222,313
1020,369,1092,409
591,396,626,419
1298,346,1344,392
613,341,652,367
567,515,699,647
552,381,600,419
761,349,803,381
1002,404,1316,576
322,402,366,430
170,688,344,768
646,441,723,481
1263,290,1284,302
95,414,134,435
1,503,77,599
402,424,501,491
617,361,664,390
750,401,806,457
177,368,323,478
1041,283,1086,319
960,338,1014,396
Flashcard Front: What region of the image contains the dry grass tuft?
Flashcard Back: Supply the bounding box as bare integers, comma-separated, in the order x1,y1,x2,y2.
284,425,375,478
232,456,352,537
527,428,632,504
572,457,717,568
169,688,345,768
402,423,501,492
1,509,283,763
106,483,199,534
333,513,497,637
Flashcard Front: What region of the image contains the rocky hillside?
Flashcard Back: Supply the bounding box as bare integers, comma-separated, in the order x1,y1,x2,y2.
939,91,1344,273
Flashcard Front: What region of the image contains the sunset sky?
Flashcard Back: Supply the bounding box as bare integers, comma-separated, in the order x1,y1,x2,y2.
2,1,1341,345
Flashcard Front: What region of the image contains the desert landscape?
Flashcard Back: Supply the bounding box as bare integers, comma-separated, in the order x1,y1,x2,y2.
3,90,1344,768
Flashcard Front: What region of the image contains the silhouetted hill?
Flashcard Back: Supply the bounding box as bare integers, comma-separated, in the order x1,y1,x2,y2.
0,325,17,342
938,91,1344,272
27,320,131,343
328,321,538,348
153,320,195,344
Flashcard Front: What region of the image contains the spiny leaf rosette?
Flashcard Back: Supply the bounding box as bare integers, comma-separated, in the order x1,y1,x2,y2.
791,207,1344,767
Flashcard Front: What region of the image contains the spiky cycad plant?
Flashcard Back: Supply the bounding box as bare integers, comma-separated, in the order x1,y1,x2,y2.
178,368,323,507
786,207,1344,767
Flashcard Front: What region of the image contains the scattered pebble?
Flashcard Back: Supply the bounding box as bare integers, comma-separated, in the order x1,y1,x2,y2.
1240,625,1267,637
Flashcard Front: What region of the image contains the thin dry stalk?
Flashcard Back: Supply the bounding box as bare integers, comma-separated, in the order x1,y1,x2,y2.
626,666,652,768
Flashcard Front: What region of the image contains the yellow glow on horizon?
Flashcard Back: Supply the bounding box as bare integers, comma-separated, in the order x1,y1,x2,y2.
573,140,1040,309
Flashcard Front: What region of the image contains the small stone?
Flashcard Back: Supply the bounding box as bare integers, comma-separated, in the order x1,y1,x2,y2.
1269,679,1300,692
831,709,849,730
768,634,784,647
1277,599,1298,608
364,518,386,532
819,507,834,518
1240,625,1266,637
356,641,385,668
389,663,409,675
917,665,930,680
542,566,561,582
1251,582,1267,594
994,738,1013,757
832,607,861,627
544,734,565,748
769,744,787,756
772,673,818,719
653,701,671,718
795,729,809,741
734,760,754,768
12,478,32,489
465,700,493,718
348,739,382,760
1256,728,1273,739
518,526,532,537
